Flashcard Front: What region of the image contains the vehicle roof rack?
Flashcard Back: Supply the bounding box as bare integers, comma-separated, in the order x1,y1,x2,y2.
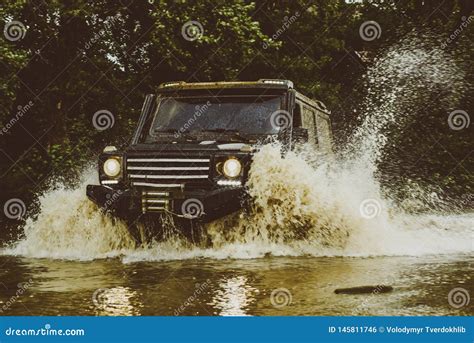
158,80,293,89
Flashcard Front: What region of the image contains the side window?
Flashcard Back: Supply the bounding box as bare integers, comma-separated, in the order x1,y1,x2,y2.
293,101,302,127
301,105,317,146
311,107,319,146
315,114,333,153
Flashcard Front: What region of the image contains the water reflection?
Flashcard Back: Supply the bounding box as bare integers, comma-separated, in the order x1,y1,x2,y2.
209,276,258,316
0,255,471,316
93,286,142,316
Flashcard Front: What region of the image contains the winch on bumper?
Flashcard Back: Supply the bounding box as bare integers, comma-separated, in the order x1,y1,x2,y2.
86,151,251,223
86,184,245,222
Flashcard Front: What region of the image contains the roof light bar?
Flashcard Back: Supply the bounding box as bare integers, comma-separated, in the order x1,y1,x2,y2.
160,81,185,88
260,79,293,88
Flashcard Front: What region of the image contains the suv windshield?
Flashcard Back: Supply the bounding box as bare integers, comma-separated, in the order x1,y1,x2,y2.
148,95,283,139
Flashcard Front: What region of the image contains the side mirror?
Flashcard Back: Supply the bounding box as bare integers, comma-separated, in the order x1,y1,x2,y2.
292,127,308,144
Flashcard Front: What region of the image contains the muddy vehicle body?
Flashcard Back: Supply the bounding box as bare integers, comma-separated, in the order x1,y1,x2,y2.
86,80,333,233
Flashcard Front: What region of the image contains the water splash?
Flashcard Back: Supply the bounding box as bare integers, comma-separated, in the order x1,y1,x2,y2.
348,33,465,169
2,33,472,261
2,141,472,261
121,142,472,263
2,172,136,260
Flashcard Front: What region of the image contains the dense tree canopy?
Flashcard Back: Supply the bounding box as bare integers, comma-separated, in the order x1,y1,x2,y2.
0,0,472,219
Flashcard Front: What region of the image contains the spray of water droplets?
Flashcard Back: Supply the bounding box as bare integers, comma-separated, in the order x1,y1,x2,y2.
2,33,472,261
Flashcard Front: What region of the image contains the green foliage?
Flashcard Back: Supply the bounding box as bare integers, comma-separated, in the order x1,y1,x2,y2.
0,0,472,207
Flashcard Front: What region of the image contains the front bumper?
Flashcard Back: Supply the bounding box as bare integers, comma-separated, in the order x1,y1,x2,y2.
86,184,246,222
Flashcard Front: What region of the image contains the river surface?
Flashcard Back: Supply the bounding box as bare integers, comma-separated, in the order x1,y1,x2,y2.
0,146,472,317
1,39,473,317
0,253,472,316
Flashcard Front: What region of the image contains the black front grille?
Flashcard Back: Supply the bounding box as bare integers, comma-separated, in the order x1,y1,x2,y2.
126,155,212,213
126,156,210,189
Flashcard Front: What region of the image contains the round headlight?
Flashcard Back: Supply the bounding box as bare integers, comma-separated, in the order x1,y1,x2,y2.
103,158,121,177
223,158,242,178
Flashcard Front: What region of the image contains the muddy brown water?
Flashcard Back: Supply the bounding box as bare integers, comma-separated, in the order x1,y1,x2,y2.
0,254,472,316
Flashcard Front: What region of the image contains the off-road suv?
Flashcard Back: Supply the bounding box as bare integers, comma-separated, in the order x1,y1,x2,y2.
86,79,333,231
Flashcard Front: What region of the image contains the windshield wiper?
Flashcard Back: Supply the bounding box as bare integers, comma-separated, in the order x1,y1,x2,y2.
203,128,237,132
152,129,198,140
192,129,253,142
197,128,241,135
154,128,178,134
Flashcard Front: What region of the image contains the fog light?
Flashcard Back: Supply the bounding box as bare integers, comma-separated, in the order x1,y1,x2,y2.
101,180,119,185
217,179,242,187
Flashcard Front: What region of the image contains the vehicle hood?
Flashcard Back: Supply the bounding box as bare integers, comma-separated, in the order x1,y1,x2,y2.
126,142,256,154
